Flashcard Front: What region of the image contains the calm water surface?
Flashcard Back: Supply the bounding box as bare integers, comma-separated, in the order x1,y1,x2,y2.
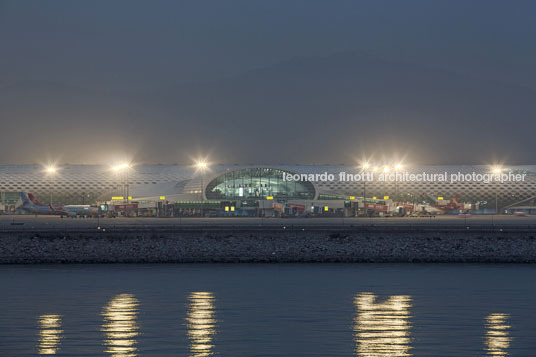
1,264,535,356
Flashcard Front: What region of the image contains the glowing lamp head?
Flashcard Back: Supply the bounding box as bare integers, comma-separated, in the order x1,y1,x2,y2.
113,163,130,171
196,161,208,169
45,166,56,174
362,162,370,170
492,167,502,174
383,166,390,173
395,164,403,170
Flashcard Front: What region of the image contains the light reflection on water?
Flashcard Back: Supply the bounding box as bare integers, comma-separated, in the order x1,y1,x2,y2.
353,292,413,357
36,314,62,355
29,294,515,357
186,292,217,357
101,293,140,357
485,313,512,356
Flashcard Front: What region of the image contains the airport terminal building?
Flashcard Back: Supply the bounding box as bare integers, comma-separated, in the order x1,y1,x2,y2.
1,164,536,215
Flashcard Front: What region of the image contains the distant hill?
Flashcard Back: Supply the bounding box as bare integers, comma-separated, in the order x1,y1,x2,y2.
1,51,535,165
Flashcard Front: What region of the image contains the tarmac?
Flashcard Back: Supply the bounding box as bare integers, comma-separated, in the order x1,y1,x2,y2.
1,214,536,231
2,214,536,263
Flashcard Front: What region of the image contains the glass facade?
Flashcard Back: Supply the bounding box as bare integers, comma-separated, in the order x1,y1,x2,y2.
205,168,316,200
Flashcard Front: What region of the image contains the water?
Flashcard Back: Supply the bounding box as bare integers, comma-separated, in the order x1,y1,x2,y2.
1,264,535,356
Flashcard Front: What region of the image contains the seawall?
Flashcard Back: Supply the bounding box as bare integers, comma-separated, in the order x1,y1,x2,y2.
1,225,536,263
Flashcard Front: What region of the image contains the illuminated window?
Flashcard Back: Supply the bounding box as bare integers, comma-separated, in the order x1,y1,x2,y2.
205,168,315,200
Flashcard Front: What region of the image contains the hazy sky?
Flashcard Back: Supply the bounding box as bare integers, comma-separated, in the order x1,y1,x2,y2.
1,0,535,165
2,0,536,91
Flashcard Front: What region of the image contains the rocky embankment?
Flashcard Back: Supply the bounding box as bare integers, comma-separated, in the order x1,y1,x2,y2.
1,225,535,263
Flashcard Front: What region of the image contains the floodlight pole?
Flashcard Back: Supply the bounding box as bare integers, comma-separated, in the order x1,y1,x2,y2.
394,168,399,200
126,167,129,203
492,168,502,215
199,167,206,217
495,190,498,215
50,172,54,206
362,174,367,217
115,171,121,198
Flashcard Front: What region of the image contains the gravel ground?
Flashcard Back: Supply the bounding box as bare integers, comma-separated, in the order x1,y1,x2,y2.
1,226,535,263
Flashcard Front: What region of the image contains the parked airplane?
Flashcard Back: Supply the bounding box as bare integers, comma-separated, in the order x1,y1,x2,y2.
416,194,466,215
17,192,68,215
432,194,465,212
16,192,100,216
62,204,100,216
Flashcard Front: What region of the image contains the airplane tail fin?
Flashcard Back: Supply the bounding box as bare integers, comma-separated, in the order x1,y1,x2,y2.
20,192,31,205
27,193,47,206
